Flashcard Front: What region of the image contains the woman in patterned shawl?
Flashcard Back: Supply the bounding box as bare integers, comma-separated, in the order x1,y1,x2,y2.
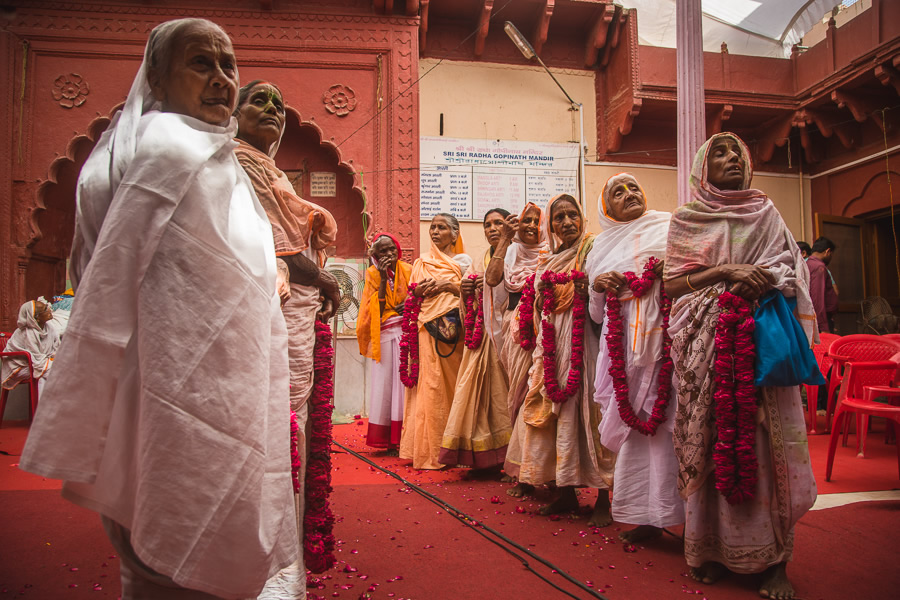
664,132,817,600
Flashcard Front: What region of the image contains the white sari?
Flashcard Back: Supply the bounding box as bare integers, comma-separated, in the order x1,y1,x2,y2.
19,37,297,599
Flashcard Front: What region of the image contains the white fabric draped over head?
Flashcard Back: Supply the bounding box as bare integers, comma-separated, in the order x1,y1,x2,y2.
585,173,670,366
0,300,61,386
19,18,298,599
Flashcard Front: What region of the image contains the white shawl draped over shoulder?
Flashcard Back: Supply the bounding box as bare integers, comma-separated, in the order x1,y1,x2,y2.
18,111,298,599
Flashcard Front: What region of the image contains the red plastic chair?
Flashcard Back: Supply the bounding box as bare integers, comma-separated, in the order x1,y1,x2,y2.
805,332,840,434
824,335,900,432
826,354,900,481
0,331,40,428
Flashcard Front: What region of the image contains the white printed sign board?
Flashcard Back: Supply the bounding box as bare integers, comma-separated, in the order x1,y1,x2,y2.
419,136,579,221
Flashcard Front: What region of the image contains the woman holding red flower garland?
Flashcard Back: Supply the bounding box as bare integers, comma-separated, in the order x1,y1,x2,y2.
400,213,472,470
439,209,513,470
584,173,684,544
498,202,550,497
516,194,616,526
664,133,816,600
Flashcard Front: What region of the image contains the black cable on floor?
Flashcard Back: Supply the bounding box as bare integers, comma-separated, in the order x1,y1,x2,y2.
332,439,608,600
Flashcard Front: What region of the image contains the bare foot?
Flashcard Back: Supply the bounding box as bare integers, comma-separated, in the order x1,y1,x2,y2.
759,563,794,599
506,482,535,498
588,491,612,527
689,562,727,585
618,525,662,543
538,486,579,516
500,473,515,483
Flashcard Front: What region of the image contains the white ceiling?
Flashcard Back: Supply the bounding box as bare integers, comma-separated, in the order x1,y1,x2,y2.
615,0,850,58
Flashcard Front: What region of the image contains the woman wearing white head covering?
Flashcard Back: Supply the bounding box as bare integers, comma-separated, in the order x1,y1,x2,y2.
584,173,684,543
1,299,60,392
18,18,297,599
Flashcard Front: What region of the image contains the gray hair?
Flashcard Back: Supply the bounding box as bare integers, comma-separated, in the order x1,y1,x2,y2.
433,212,460,235
146,18,230,81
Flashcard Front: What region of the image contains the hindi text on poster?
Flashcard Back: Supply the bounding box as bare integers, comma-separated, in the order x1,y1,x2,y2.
419,137,578,220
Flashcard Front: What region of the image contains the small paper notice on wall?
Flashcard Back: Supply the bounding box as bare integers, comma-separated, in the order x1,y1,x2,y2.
310,172,337,197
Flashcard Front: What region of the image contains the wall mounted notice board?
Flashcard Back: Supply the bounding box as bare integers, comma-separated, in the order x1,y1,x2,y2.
419,136,579,221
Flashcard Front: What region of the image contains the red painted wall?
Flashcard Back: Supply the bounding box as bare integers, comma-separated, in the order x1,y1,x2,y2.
0,2,420,330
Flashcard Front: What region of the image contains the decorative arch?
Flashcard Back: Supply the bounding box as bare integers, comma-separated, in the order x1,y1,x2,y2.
275,106,370,257
25,104,123,299
843,169,900,218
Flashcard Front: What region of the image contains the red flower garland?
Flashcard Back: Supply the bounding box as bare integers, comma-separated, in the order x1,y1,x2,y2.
398,282,423,388
540,270,587,403
463,273,485,350
290,410,301,493
518,274,537,351
304,321,337,573
712,291,758,505
604,257,675,436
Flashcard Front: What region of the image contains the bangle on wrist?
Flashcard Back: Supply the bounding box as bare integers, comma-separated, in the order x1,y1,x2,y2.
686,273,698,292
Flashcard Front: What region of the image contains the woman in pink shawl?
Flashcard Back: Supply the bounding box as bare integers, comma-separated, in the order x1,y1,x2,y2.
664,133,816,600
492,202,550,496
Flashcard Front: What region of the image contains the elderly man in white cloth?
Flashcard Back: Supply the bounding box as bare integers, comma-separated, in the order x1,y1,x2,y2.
18,18,298,600
585,173,684,545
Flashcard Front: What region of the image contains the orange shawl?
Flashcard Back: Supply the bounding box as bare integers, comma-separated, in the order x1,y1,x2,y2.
413,240,466,325
235,139,337,266
356,261,412,362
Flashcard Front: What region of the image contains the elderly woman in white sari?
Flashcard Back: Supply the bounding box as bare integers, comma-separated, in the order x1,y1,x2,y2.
585,174,684,543
664,133,816,600
1,299,60,394
515,194,615,526
19,19,297,600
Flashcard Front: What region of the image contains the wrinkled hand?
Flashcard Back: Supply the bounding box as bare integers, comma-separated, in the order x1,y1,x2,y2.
414,279,435,298
573,273,590,299
424,279,453,298
501,214,519,241
460,275,483,300
377,255,394,275
653,260,665,278
720,263,775,298
316,269,341,322
276,269,291,306
592,271,628,296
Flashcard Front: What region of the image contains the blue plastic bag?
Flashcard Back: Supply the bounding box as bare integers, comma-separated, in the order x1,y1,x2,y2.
753,289,826,387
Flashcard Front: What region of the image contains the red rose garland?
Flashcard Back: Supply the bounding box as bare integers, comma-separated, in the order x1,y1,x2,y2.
398,282,424,388
604,257,674,436
518,273,537,351
463,273,485,350
304,320,336,573
712,291,758,505
540,270,587,403
290,410,301,493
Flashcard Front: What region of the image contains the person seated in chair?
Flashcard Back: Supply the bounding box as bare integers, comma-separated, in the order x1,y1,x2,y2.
1,299,60,393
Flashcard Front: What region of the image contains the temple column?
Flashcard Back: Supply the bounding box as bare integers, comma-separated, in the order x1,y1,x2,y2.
676,0,705,206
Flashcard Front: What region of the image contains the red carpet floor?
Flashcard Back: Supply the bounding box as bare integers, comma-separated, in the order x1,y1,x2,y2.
2,419,899,600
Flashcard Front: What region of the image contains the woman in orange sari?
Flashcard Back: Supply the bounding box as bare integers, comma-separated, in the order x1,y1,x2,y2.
357,233,412,453
400,213,471,470
439,209,512,470
516,195,615,526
